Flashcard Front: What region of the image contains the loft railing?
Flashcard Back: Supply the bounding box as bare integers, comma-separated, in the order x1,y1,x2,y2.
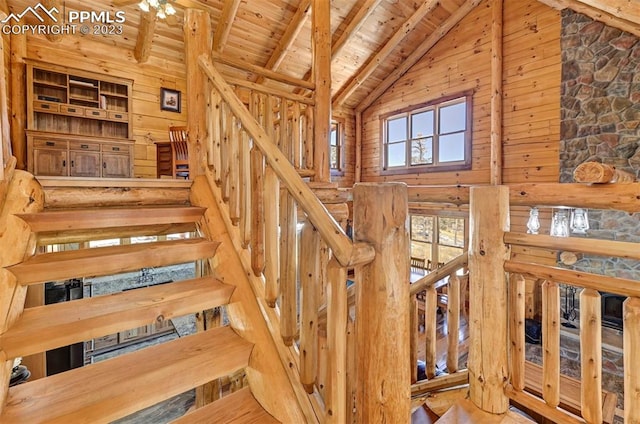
409,252,470,397
198,55,413,423
465,180,640,423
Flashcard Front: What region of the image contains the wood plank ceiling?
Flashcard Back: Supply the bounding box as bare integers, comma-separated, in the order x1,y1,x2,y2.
5,0,640,111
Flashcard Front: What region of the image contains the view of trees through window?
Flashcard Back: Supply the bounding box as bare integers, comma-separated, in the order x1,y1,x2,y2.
410,214,465,268
383,95,470,171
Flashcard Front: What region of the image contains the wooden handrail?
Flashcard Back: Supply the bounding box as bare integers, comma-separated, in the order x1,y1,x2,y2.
505,260,640,298
410,252,468,296
505,232,640,261
407,182,640,213
199,55,374,268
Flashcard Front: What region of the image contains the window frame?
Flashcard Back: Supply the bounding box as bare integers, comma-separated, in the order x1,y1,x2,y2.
330,118,345,176
409,213,467,268
380,91,473,175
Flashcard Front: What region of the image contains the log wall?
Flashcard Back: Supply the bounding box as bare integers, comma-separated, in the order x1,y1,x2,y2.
20,33,187,178
359,0,560,185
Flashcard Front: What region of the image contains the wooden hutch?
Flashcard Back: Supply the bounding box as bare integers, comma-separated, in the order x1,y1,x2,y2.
25,60,134,178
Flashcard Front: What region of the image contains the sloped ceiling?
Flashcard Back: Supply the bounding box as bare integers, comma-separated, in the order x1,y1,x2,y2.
4,0,639,111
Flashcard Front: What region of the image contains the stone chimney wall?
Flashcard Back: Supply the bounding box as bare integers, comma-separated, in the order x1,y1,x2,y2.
560,10,640,280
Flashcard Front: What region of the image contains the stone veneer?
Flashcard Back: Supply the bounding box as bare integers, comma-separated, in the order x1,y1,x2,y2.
560,9,640,281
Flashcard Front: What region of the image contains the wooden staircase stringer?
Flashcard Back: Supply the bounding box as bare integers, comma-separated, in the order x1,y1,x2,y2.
190,173,319,424
0,169,44,412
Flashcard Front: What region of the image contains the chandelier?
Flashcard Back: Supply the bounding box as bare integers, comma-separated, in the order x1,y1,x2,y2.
138,0,176,19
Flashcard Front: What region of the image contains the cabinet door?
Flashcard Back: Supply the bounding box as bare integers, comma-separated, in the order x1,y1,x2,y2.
34,149,68,176
102,153,131,178
69,150,101,177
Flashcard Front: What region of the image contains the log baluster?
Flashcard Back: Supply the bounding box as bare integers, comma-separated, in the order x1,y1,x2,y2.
300,222,320,393
624,297,640,422
509,273,526,391
424,286,437,379
249,92,265,276
410,296,418,383
279,188,297,345
239,125,251,247
304,105,314,171
579,289,602,423
326,258,347,423
208,88,222,182
446,272,460,373
220,102,231,201
292,101,301,169
263,165,279,307
229,114,240,224
542,280,560,408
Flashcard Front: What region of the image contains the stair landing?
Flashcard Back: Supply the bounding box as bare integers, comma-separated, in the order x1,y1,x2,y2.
437,399,535,424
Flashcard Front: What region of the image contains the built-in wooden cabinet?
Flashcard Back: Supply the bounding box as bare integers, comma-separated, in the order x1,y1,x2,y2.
27,131,134,178
26,60,134,177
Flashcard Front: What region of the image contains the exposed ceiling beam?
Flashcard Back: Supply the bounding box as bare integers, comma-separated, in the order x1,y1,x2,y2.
213,0,241,53
356,0,482,113
536,0,640,37
293,0,381,94
261,0,312,75
574,0,640,24
134,9,157,63
331,0,384,60
332,0,441,108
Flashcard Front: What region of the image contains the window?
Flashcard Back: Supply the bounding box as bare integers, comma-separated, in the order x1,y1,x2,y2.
382,93,472,173
330,120,344,173
410,214,466,269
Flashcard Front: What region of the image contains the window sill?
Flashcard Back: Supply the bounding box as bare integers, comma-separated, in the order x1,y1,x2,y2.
381,162,471,176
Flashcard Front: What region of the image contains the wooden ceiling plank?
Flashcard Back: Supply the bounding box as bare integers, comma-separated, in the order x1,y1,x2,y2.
134,9,158,64
356,0,483,112
213,0,242,53
331,0,385,60
260,0,312,76
574,0,640,23
536,0,640,36
333,0,442,108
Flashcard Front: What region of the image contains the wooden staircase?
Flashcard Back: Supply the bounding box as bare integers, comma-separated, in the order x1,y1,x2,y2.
0,178,287,423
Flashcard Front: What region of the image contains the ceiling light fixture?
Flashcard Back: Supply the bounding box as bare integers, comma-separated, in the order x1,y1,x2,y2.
138,0,176,19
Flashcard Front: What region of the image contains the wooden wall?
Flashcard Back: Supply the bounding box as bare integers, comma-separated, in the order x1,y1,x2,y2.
18,33,186,178
358,0,561,186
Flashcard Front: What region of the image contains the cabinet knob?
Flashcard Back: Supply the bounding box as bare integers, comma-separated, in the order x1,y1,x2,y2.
46,141,55,146
62,160,66,167
103,162,106,168
71,160,75,167
68,108,76,112
81,144,89,149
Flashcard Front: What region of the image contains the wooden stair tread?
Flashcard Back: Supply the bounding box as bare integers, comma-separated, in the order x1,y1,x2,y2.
437,399,535,423
172,387,280,424
0,277,234,360
7,238,219,285
17,206,206,232
1,326,253,424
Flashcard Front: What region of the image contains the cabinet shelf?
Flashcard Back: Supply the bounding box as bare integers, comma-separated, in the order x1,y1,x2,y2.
27,60,133,177
34,80,67,89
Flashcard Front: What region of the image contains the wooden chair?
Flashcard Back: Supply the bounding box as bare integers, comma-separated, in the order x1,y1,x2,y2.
169,126,189,179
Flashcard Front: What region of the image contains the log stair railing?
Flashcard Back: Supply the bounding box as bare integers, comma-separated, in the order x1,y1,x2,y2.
198,55,419,423
0,175,286,423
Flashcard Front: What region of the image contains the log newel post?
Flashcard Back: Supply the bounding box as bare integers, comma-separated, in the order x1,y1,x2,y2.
468,185,510,414
353,183,410,423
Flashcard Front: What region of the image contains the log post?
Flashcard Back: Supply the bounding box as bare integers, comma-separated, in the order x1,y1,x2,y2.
10,32,26,170
468,185,510,414
184,9,211,178
326,258,347,423
425,286,437,379
312,0,331,182
490,0,503,185
580,289,602,423
624,297,640,423
353,183,409,423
